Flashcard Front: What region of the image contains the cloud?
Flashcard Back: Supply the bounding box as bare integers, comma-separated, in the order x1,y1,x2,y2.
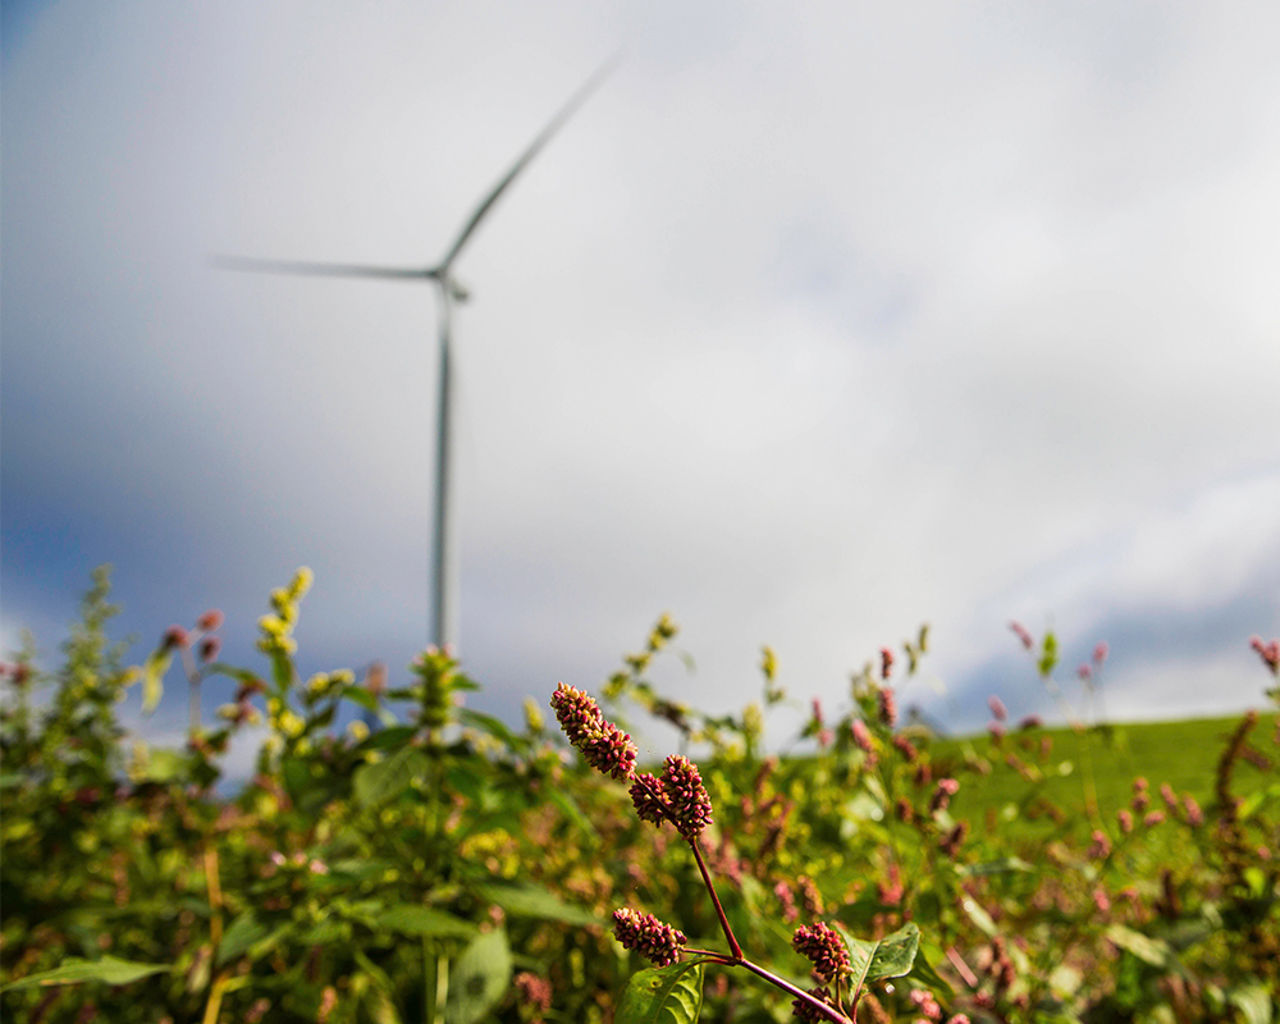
4,3,1278,750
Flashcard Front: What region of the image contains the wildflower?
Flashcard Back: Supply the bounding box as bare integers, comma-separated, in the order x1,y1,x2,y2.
909,988,943,1021
514,972,552,1014
197,636,221,663
1183,794,1203,827
796,876,825,916
1093,642,1109,666
660,755,714,840
1117,809,1134,834
196,609,224,632
792,921,851,982
612,908,686,967
892,734,918,762
791,987,835,1023
939,821,968,857
629,773,670,827
987,695,1007,722
1092,886,1111,913
550,683,637,781
878,687,898,727
1159,782,1178,810
851,718,874,753
1077,663,1092,681
880,646,894,680
1018,715,1043,730
930,778,960,814
774,880,799,922
161,625,189,651
1144,810,1165,827
988,721,1006,742
1009,620,1034,650
946,1017,972,1024
1249,635,1280,673
1087,829,1111,859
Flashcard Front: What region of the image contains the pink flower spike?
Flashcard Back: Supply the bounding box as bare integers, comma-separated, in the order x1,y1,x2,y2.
987,695,1007,722
792,921,851,982
1093,642,1109,666
1010,621,1034,650
612,908,686,967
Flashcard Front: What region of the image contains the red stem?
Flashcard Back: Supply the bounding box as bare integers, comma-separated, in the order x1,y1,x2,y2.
688,839,742,959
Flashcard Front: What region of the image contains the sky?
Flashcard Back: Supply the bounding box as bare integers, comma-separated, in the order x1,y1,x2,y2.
3,2,1279,768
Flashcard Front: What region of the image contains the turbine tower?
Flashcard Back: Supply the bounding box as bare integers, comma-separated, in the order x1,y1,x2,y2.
216,64,613,652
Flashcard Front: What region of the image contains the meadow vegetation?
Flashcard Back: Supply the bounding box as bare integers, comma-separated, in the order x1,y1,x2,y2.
2,567,1277,1022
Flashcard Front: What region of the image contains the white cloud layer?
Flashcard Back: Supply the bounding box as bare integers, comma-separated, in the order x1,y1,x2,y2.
3,2,1278,747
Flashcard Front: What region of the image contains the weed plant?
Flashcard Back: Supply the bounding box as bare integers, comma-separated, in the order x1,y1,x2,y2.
1,568,1277,1022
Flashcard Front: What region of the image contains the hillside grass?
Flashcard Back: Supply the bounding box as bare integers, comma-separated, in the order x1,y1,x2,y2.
930,710,1279,842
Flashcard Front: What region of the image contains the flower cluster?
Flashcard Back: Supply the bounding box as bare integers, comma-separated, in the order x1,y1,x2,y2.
791,985,835,1023
878,687,898,728
791,921,850,982
1250,635,1280,674
629,755,714,840
550,683,637,781
612,908,686,967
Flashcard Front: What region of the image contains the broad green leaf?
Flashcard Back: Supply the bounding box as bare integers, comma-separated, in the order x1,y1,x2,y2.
476,882,599,926
354,746,429,808
615,960,704,1024
379,905,477,940
1,956,169,993
838,921,920,1000
217,913,268,965
141,650,171,714
445,928,512,1024
907,943,953,993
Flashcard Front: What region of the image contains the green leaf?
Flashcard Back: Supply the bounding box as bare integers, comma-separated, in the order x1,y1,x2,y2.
615,960,704,1024
217,913,269,965
353,746,429,808
445,928,512,1024
362,725,418,752
141,650,171,714
1,956,169,993
476,882,599,926
379,905,477,940
907,942,953,994
458,708,522,749
839,921,920,1000
1104,925,1183,972
1228,984,1273,1024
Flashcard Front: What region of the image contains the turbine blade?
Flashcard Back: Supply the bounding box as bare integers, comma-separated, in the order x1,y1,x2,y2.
437,57,618,274
210,254,434,281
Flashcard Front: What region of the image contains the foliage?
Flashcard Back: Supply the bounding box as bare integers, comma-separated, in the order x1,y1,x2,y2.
1,568,1277,1023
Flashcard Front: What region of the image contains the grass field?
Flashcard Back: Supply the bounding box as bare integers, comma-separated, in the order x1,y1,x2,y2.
929,710,1279,842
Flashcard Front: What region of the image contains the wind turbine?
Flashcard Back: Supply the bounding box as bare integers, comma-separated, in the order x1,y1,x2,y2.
215,64,614,652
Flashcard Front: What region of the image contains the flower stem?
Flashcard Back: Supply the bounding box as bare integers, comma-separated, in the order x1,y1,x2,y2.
689,839,742,959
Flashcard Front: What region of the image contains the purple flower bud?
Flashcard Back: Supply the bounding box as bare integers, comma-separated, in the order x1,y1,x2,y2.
792,985,835,1023
878,687,898,727
612,907,686,967
930,777,960,813
661,754,713,841
851,718,874,753
550,683,637,781
629,773,670,827
196,609,224,632
792,921,851,982
987,695,1007,722
1087,829,1111,859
